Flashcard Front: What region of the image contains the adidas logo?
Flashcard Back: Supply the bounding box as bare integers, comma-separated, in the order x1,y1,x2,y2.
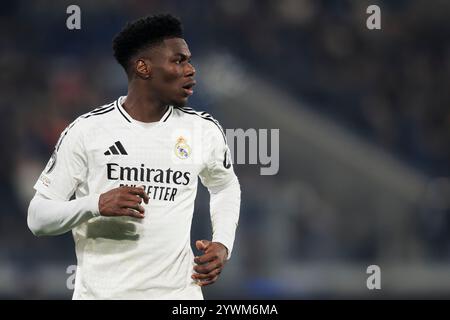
104,141,128,155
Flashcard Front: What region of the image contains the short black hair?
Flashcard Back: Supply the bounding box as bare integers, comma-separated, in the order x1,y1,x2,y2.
113,14,183,73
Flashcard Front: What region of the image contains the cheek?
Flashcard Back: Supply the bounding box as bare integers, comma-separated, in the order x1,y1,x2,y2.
161,66,183,82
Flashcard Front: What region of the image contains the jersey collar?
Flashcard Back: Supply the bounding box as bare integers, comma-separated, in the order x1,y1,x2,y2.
115,96,173,126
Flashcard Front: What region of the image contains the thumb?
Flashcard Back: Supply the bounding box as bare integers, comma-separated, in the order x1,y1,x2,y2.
195,240,210,251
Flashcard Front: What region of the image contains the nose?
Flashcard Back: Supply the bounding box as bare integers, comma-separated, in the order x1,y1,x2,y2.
185,63,195,77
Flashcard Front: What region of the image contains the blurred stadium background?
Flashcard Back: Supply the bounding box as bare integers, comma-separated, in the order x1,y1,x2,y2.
1,0,449,299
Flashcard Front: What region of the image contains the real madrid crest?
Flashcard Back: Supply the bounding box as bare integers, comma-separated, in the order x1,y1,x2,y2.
174,136,191,159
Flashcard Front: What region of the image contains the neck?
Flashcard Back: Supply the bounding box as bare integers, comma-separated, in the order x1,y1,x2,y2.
122,83,168,123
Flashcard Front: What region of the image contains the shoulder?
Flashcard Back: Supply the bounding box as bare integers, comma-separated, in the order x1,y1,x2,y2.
79,101,117,124
55,100,117,150
68,101,117,130
172,106,226,143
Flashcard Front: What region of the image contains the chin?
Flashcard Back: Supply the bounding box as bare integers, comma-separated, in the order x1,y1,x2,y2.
172,98,188,108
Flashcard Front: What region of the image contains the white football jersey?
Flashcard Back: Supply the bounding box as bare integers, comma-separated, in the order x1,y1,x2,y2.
34,96,236,300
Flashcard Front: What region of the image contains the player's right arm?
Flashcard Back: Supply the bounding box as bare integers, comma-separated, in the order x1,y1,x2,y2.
28,186,149,236
27,118,149,237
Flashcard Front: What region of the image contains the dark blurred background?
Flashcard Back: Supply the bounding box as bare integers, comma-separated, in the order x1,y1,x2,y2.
0,0,449,299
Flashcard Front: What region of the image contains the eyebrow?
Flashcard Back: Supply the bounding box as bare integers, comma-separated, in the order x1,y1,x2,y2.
174,53,191,60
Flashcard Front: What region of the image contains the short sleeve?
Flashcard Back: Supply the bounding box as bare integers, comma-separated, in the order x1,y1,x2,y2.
34,119,88,200
199,123,236,189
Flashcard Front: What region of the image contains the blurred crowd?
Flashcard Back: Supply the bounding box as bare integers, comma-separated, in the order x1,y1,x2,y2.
200,0,450,176
0,0,449,297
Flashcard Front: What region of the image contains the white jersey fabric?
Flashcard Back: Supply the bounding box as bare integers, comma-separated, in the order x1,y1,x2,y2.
32,96,240,300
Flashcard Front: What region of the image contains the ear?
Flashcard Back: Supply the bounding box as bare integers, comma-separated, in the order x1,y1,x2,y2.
135,59,151,79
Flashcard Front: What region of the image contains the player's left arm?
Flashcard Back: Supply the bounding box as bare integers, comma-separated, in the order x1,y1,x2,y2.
195,124,241,286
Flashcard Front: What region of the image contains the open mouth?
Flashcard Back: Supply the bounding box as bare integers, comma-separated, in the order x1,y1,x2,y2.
182,82,196,96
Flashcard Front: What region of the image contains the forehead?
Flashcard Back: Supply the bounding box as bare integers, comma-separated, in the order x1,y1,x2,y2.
149,38,191,58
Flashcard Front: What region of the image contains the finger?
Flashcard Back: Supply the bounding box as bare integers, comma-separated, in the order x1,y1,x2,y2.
121,201,145,213
195,240,210,251
122,194,143,204
194,261,223,274
194,252,216,265
128,187,150,204
197,275,219,287
119,208,144,219
192,268,221,280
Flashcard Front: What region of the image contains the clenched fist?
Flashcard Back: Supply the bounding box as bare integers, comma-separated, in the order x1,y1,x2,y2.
99,186,149,219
